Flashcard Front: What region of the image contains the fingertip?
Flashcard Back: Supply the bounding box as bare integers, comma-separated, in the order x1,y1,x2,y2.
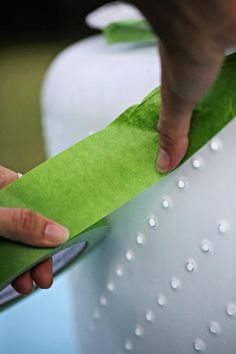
156,139,189,173
0,166,18,189
31,273,53,289
11,272,34,295
37,273,53,289
31,258,53,289
157,148,171,173
44,223,70,246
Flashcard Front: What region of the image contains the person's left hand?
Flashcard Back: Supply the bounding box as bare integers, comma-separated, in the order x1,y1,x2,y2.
0,165,68,295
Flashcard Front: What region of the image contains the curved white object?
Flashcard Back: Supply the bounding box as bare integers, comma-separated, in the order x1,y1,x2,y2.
72,119,236,354
41,34,236,354
85,1,144,30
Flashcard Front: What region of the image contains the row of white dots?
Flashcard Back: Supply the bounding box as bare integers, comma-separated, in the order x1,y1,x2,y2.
189,142,228,351
139,142,229,352
148,215,229,237
123,306,236,353
88,137,227,352
89,299,236,350
191,138,222,172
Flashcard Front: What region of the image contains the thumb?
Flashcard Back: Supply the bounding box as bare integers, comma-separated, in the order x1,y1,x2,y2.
156,41,224,173
0,207,69,247
157,83,193,173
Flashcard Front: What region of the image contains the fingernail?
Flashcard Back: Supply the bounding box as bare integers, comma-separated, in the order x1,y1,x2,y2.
44,223,70,244
157,148,171,173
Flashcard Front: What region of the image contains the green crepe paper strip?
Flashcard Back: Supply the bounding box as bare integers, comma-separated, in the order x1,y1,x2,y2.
103,19,156,44
0,53,236,294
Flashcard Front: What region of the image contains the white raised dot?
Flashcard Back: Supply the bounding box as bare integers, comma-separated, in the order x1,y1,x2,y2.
116,266,123,277
136,232,145,245
124,339,133,351
170,277,182,290
126,249,134,262
217,220,229,234
107,282,115,292
208,320,221,335
93,308,101,319
134,325,144,337
100,296,107,306
209,139,221,152
148,216,158,228
201,240,213,254
185,259,198,273
89,130,95,136
157,294,167,307
145,310,154,322
193,338,206,352
192,157,202,169
162,197,171,209
177,179,186,190
226,302,236,317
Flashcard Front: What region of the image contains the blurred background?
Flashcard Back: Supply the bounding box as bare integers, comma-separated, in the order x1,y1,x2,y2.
0,0,108,173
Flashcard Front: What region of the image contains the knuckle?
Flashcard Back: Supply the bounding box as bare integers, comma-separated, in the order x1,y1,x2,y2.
13,208,38,237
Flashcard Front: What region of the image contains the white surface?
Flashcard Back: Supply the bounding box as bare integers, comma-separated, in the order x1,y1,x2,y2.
86,1,144,30
71,119,236,354
41,34,236,353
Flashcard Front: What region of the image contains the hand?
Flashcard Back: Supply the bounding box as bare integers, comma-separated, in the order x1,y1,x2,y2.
0,165,69,294
132,0,236,171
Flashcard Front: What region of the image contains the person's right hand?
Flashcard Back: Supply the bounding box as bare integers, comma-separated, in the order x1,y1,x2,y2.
132,0,236,172
0,165,69,295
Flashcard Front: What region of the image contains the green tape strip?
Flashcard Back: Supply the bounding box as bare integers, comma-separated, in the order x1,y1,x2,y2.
0,53,235,293
103,19,156,44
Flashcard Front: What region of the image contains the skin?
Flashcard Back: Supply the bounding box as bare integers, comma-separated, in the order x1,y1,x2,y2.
131,0,236,172
0,165,69,294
